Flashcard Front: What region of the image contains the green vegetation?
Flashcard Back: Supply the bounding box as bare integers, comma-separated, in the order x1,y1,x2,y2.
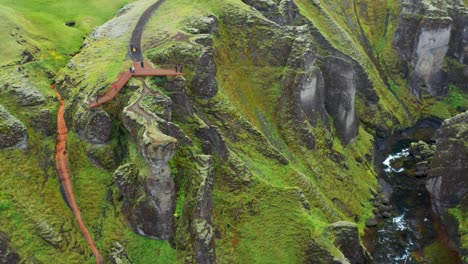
449,203,468,262
429,85,468,119
0,0,132,69
0,0,467,262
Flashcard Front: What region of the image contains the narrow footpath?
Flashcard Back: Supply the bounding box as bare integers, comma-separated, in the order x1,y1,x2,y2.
54,86,103,264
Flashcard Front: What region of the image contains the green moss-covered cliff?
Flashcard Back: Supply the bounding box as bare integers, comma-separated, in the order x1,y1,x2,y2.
0,0,466,263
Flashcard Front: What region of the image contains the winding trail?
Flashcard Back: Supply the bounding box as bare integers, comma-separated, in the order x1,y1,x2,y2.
130,0,167,61
54,87,103,264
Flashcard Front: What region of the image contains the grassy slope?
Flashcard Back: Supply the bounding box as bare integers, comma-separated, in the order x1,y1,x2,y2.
141,0,378,262
0,0,178,263
0,0,132,69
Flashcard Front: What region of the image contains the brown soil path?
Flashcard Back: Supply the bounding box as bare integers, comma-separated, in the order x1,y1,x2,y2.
54,87,103,264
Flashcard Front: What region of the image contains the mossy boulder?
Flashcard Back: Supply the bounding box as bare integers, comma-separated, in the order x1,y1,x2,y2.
109,242,132,264
0,105,27,149
330,221,369,264
35,220,64,249
86,143,119,171
186,15,219,35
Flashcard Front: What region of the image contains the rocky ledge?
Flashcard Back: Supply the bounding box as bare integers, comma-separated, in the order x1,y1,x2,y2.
0,105,27,149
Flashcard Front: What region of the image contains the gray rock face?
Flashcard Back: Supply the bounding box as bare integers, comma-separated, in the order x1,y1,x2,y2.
279,0,307,25
74,108,113,143
394,0,468,96
9,84,46,106
196,126,229,161
191,52,219,98
119,103,178,239
0,69,46,107
0,105,27,149
139,92,172,121
191,155,216,264
330,221,369,264
0,231,20,264
114,163,175,240
304,239,348,264
242,0,285,25
186,15,219,35
164,77,193,118
427,111,468,215
322,56,359,144
280,30,329,148
242,0,306,26
446,1,468,64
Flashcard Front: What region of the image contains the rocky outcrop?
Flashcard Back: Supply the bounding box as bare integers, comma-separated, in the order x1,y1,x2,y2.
186,15,219,35
0,231,20,264
241,0,306,26
0,67,47,107
330,221,370,264
0,105,27,149
86,143,119,171
394,0,468,96
191,155,216,264
191,52,219,98
109,242,132,264
118,100,178,239
35,220,64,248
241,0,285,25
304,239,348,264
427,111,468,215
279,0,307,26
408,141,436,177
114,162,175,240
196,125,229,161
74,107,113,143
164,77,194,119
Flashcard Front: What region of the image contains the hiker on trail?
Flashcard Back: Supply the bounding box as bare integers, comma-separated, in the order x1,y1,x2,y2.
175,65,178,72
130,66,135,73
95,93,99,104
180,65,183,73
